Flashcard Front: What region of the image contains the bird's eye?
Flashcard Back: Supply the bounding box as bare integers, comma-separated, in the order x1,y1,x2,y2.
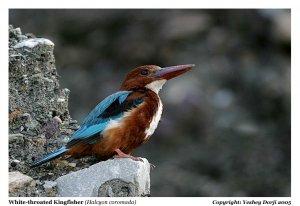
140,69,149,76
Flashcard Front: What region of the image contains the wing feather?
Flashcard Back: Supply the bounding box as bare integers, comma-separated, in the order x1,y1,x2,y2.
66,91,144,148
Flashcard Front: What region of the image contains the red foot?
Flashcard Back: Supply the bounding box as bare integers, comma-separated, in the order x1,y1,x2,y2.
113,149,142,161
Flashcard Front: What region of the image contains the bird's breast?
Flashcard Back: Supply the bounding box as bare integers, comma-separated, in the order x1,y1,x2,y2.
144,97,163,138
98,92,161,154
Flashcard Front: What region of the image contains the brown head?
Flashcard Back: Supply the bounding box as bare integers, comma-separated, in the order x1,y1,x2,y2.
120,64,194,93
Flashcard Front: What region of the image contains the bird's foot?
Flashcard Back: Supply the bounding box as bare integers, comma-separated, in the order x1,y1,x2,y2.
113,149,143,162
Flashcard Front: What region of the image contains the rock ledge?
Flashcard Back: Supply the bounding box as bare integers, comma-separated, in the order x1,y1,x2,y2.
56,158,151,197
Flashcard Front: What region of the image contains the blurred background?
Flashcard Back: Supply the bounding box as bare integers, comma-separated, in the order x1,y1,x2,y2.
9,9,291,196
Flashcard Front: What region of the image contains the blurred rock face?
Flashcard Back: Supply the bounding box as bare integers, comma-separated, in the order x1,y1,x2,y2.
9,9,291,196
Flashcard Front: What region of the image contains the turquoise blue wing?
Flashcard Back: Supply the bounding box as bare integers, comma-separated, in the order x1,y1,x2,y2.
66,90,144,148
68,91,131,141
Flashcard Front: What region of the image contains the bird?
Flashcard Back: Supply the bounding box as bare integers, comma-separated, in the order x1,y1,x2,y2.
31,64,194,167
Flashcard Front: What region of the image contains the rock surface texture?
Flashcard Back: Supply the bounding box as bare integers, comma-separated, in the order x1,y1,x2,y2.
56,158,151,197
9,24,73,197
8,25,151,197
9,171,36,197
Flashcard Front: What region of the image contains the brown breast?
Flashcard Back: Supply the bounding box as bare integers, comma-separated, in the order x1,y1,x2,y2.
91,89,160,158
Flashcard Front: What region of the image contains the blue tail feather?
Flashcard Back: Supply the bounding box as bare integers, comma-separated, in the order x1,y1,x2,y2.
31,146,67,168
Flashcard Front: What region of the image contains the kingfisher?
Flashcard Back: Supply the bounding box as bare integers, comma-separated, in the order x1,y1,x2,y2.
31,64,194,167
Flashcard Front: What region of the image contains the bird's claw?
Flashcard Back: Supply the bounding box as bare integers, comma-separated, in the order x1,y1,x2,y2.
113,154,142,162
113,149,142,162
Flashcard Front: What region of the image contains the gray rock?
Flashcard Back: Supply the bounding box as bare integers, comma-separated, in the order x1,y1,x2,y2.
56,158,151,197
43,181,57,197
9,133,24,143
9,25,71,134
43,180,57,189
9,171,36,196
8,25,77,196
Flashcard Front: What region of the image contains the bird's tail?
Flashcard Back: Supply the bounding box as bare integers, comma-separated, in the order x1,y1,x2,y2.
31,146,67,168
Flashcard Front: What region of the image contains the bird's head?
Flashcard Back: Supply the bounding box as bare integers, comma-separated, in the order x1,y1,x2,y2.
120,64,194,93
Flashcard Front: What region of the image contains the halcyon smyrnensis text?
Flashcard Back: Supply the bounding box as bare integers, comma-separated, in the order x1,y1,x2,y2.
31,64,194,167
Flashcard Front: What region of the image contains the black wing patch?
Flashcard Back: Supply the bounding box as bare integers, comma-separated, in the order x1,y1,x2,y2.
100,96,144,118
66,95,145,148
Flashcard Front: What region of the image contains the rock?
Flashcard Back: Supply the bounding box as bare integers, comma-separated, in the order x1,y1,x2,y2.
10,161,18,167
10,159,21,168
9,25,71,134
56,158,151,197
43,181,57,197
9,133,24,143
68,163,76,168
8,25,77,196
9,171,36,196
13,38,54,49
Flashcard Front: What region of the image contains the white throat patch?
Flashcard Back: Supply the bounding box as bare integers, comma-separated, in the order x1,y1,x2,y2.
145,97,163,137
145,79,167,94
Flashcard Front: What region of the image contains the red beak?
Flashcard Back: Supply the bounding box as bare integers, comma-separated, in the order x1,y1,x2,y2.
151,64,194,80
